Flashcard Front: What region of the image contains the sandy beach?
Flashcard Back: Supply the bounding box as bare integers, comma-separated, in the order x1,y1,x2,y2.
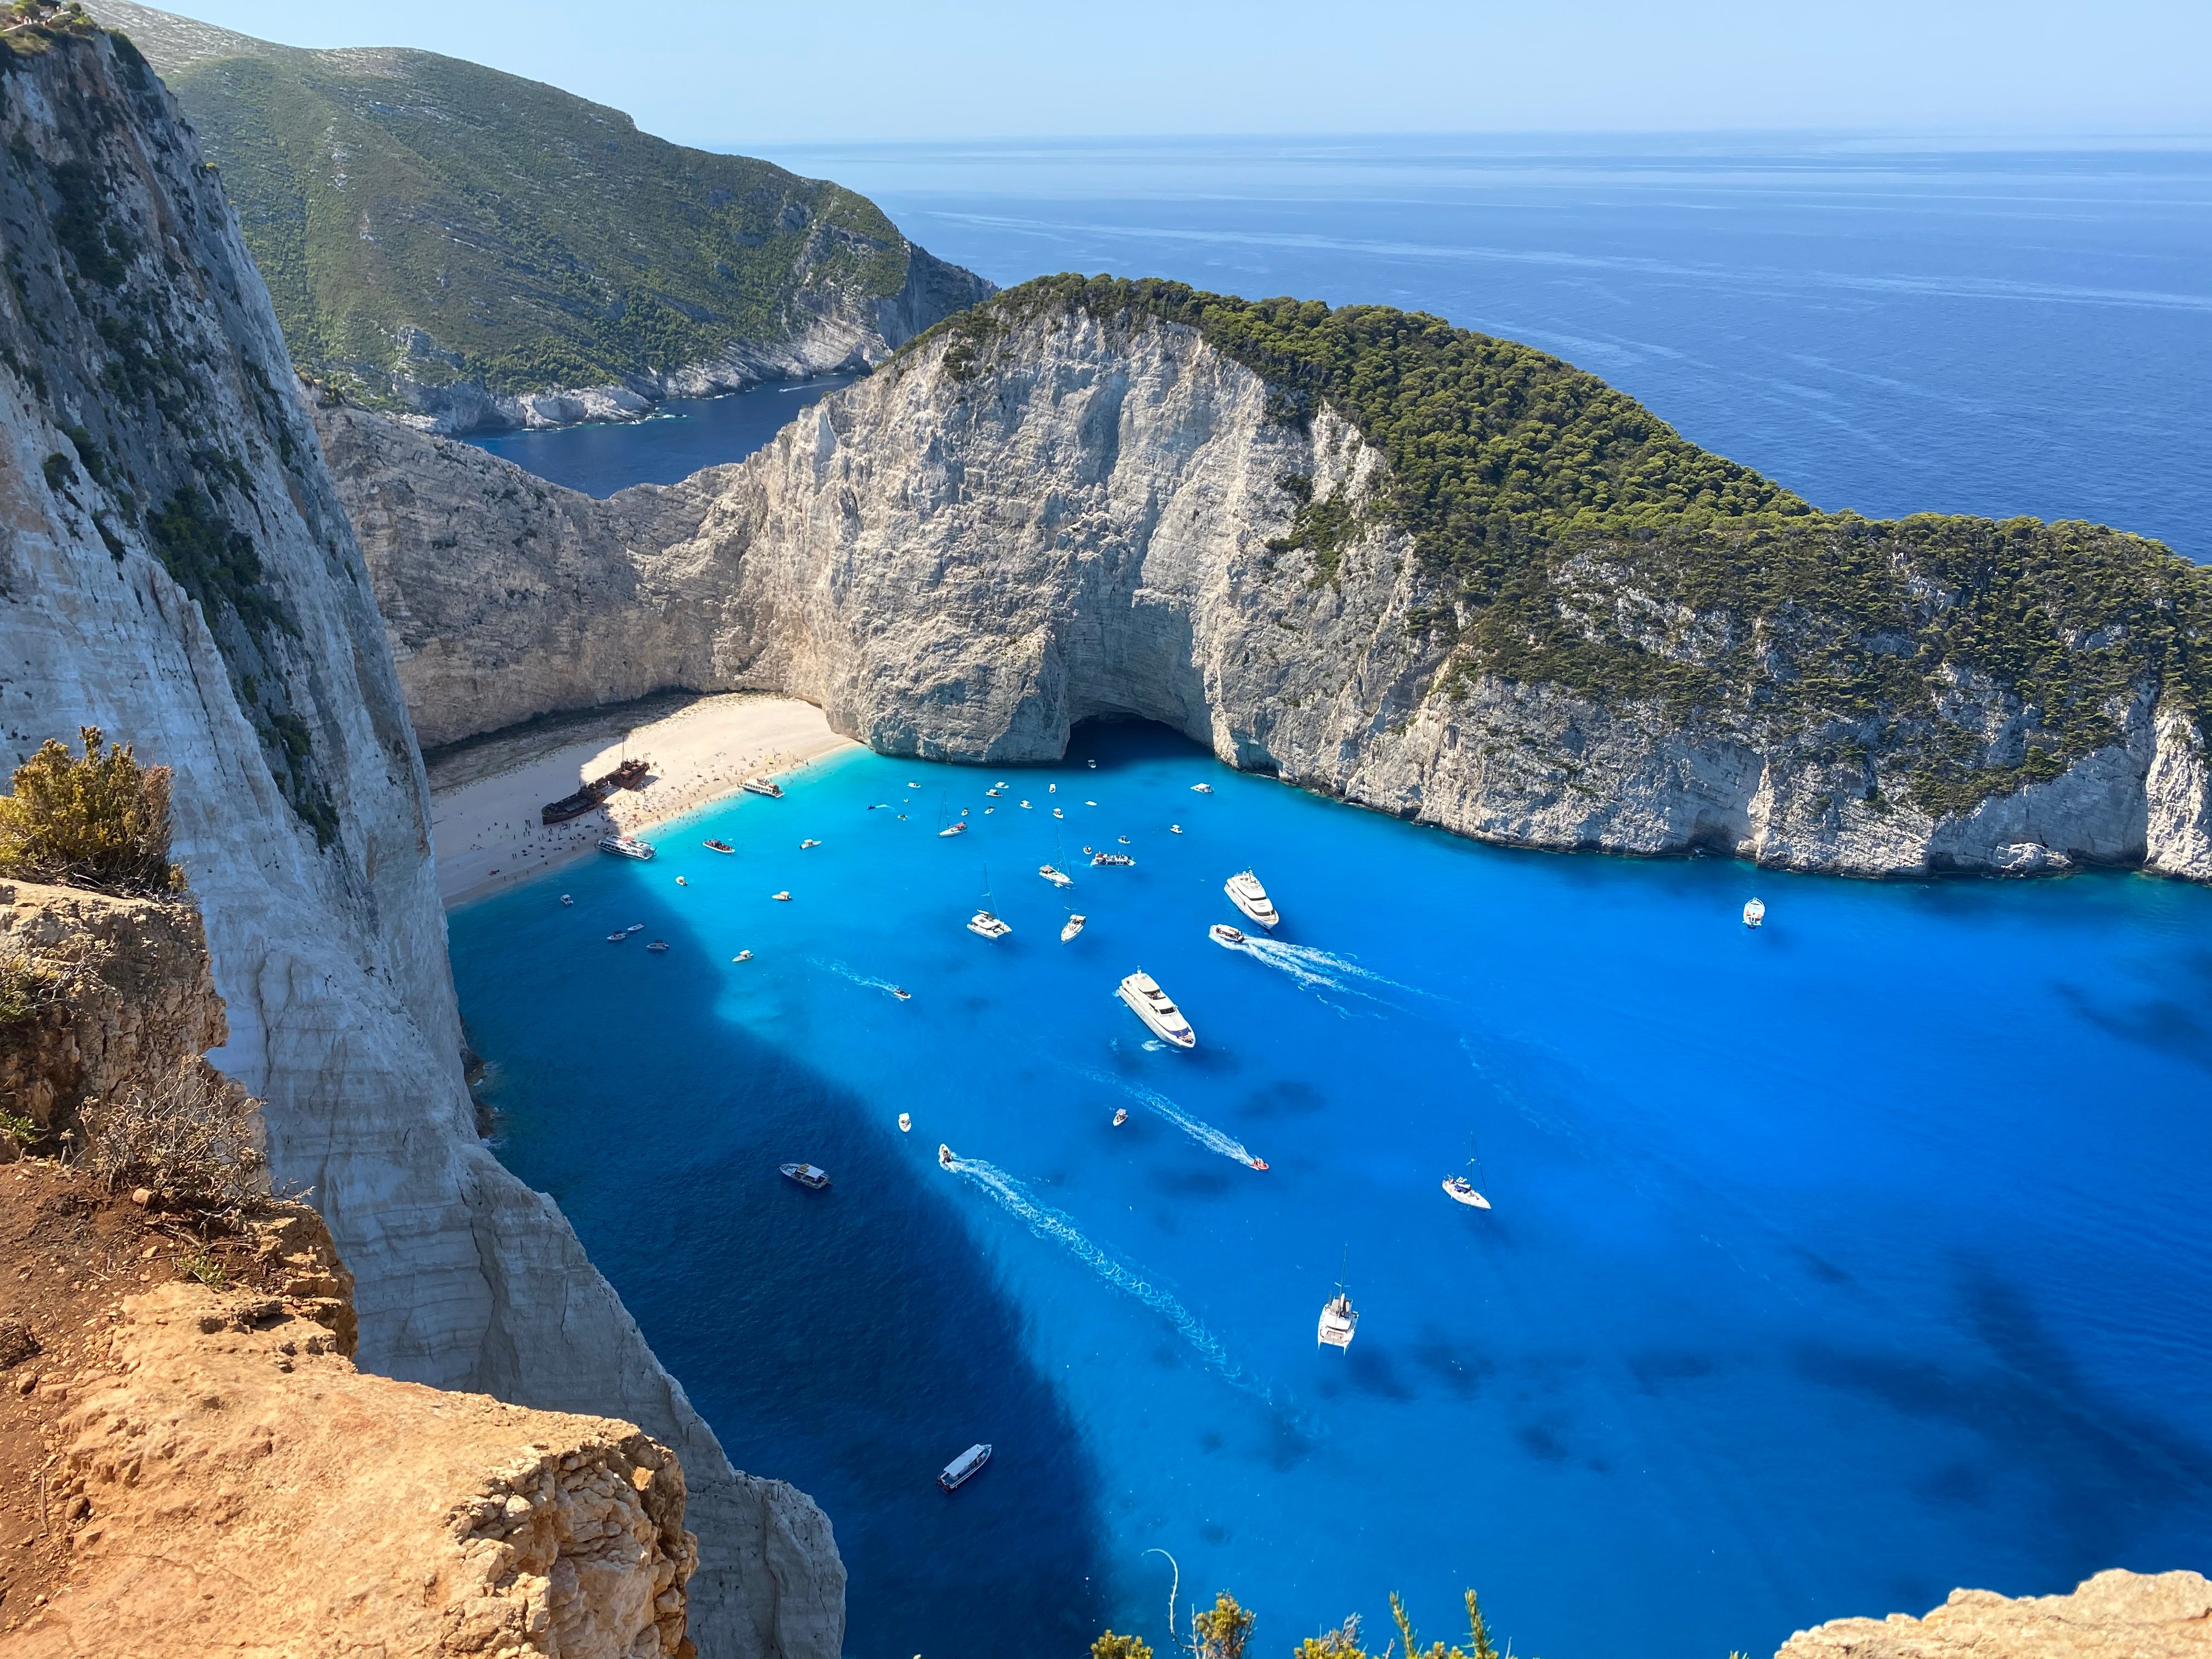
427,692,857,905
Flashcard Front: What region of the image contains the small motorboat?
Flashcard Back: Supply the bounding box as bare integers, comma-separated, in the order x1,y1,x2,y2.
1170,825,1182,834
907,780,921,788
1191,783,1214,794
1224,869,1280,928
1209,923,1246,947
1085,800,1098,807
1039,864,1074,888
1112,1108,1128,1127
968,910,1012,940
1118,969,1195,1048
607,932,628,943
1250,1158,1270,1171
703,839,734,854
1048,784,1057,793
1091,852,1134,868
560,894,574,905
939,822,969,838
733,950,753,962
800,838,821,849
646,940,670,953
1116,836,1130,845
744,778,785,798
1743,897,1766,928
779,1162,831,1190
772,891,792,902
891,986,912,1001
938,1442,992,1492
984,806,995,814
675,876,687,887
1061,914,1086,943
599,834,656,861
1087,760,1098,769
1052,808,1065,819
1020,799,1032,809
938,1143,955,1167
898,1111,912,1132
625,924,645,933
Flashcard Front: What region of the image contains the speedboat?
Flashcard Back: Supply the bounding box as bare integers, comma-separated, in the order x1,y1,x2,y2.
625,924,645,933
599,834,656,860
1116,836,1130,844
743,778,785,798
779,1162,830,1190
607,932,628,943
560,894,574,905
646,940,669,953
891,986,912,1001
938,1143,955,1167
1039,864,1073,888
968,910,1012,940
939,822,968,838
733,950,753,962
1117,970,1195,1048
1224,870,1279,928
1020,799,1031,809
800,838,821,849
772,890,792,901
1112,1108,1127,1127
1443,1175,1491,1210
938,1442,992,1492
1209,923,1246,947
898,1112,912,1132
1091,852,1134,867
702,839,734,854
1060,914,1086,943
1317,1289,1358,1350
1743,897,1766,928
1191,783,1214,794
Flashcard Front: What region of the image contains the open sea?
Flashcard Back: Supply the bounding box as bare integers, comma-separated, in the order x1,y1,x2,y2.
449,140,2212,1659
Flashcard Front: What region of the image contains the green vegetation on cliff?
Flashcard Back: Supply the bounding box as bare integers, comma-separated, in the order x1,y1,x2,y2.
916,274,2212,815
86,1,972,400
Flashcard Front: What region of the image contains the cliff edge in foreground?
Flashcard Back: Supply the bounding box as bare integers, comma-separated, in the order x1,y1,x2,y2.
327,276,2212,882
1776,1568,2212,1658
0,19,839,1654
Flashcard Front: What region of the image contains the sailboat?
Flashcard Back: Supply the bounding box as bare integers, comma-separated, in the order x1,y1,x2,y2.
968,866,1012,939
1317,1250,1358,1350
1040,834,1075,888
1442,1138,1492,1210
938,793,967,838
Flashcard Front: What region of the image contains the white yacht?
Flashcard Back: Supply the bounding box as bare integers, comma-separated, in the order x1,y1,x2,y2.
1208,923,1246,947
1442,1174,1492,1210
1743,897,1766,928
939,821,968,838
1224,870,1279,928
598,834,656,861
1317,1286,1357,1350
1039,864,1074,888
898,1111,912,1133
1117,970,1195,1049
968,910,1012,940
743,778,784,798
1060,913,1086,943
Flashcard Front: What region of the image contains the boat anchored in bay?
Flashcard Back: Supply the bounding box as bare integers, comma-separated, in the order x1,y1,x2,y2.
938,1442,992,1492
1743,896,1766,928
1225,869,1278,928
1117,970,1195,1049
1318,1252,1358,1350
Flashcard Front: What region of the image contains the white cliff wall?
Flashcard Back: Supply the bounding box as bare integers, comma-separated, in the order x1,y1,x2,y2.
328,305,2212,884
0,26,839,1656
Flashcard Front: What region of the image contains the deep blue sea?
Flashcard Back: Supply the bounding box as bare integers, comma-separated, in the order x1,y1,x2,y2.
448,140,2212,1659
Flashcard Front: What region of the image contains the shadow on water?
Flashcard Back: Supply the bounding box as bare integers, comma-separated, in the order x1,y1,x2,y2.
458,878,1109,1658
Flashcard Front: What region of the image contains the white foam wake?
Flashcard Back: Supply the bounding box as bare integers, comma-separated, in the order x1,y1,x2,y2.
940,1152,1251,1387
1229,936,1418,1001
1082,1068,1266,1169
810,957,906,998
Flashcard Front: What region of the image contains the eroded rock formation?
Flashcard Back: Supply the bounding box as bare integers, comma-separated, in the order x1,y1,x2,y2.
0,22,838,1653
324,300,2212,883
1775,1568,2212,1658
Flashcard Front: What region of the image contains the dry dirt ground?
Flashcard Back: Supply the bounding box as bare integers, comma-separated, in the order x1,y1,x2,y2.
0,1156,273,1637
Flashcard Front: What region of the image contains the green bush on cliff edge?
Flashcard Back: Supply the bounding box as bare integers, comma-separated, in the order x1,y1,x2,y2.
0,726,182,896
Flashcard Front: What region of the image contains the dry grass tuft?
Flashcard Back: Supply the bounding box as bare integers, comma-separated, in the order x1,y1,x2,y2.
81,1060,267,1220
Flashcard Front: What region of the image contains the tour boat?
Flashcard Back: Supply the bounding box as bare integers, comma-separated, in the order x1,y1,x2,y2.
779,1162,830,1191
1060,914,1086,943
1117,970,1195,1048
938,1442,992,1492
938,1142,955,1167
1317,1254,1358,1350
1743,897,1766,928
702,839,734,854
1040,864,1074,888
772,891,792,902
1192,783,1214,794
599,834,656,861
646,940,669,953
743,778,785,798
800,838,821,849
1112,1108,1127,1127
1091,852,1134,868
1224,870,1279,928
560,894,573,905
898,1112,912,1132
1209,923,1246,947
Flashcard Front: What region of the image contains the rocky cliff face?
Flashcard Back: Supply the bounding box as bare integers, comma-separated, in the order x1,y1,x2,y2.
325,300,2212,883
0,21,839,1655
1774,1568,2212,1658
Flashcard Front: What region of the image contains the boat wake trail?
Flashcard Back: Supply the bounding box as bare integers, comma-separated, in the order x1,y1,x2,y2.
1230,937,1419,1002
941,1152,1257,1391
810,957,907,998
1082,1069,1267,1169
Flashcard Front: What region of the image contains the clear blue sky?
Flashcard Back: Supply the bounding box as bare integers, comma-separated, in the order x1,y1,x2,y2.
156,1,2208,146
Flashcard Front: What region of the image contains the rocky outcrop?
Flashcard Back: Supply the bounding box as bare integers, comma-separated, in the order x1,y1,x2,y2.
323,302,2212,883
0,22,839,1654
1775,1568,2212,1658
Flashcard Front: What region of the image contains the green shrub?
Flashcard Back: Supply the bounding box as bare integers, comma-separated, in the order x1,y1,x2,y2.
0,725,182,895
1092,1635,1152,1659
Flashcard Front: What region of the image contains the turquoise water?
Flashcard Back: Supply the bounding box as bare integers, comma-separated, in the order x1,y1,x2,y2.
452,722,2212,1659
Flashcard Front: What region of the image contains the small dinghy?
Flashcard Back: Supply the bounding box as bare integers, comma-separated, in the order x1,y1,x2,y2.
646,940,670,953
779,1162,830,1190
702,839,734,854
1112,1108,1128,1127
1743,896,1766,928
938,1442,992,1492
1209,923,1246,947
898,1112,912,1132
1061,914,1086,943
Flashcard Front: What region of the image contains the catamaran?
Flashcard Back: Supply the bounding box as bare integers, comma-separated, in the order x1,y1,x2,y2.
1224,870,1278,928
1117,970,1195,1048
598,834,656,861
968,867,1012,939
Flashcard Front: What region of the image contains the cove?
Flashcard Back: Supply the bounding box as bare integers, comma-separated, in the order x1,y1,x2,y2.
449,720,2212,1659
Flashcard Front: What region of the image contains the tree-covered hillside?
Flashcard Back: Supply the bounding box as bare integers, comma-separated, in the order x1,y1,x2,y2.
86,1,987,404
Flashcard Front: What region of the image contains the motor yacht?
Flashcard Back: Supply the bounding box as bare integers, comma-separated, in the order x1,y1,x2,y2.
1224,869,1279,928
1209,923,1246,947
1060,914,1086,943
1117,970,1195,1048
598,834,656,861
1039,864,1074,888
779,1162,830,1190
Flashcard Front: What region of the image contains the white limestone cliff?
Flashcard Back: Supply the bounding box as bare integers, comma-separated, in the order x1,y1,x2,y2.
323,304,2212,884
0,24,839,1656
